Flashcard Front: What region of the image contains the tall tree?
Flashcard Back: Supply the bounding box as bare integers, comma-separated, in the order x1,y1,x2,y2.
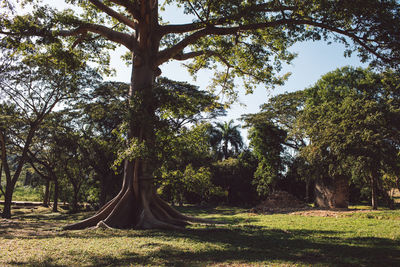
73,78,223,206
243,91,308,198
0,44,94,218
2,0,399,228
27,114,66,211
209,120,244,160
300,67,400,209
247,121,286,197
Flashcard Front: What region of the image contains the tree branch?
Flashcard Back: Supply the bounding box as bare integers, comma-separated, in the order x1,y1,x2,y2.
186,0,206,25
174,49,271,86
159,22,205,35
157,20,290,65
109,0,141,20
292,18,391,64
58,23,137,51
158,17,390,66
88,0,137,29
159,4,296,35
172,51,205,60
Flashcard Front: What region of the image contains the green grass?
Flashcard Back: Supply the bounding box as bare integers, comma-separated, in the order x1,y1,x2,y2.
9,185,43,202
1,206,400,266
1,178,43,202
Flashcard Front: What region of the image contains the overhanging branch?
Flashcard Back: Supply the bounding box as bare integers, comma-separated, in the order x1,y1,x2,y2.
88,0,137,29
172,51,205,60
157,20,291,65
159,3,296,35
109,0,141,20
58,23,136,51
158,17,390,67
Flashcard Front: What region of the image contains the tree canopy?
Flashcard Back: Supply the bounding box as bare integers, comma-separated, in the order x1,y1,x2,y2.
300,67,400,209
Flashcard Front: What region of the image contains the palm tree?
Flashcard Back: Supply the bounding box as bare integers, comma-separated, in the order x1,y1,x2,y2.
209,120,244,160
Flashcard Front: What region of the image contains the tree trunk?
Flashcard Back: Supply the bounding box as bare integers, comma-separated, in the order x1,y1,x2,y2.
305,178,310,203
378,178,394,210
72,186,79,213
371,175,378,210
1,122,38,218
333,175,349,209
53,178,59,212
223,141,228,160
43,179,50,207
2,181,16,218
0,162,4,199
99,177,107,207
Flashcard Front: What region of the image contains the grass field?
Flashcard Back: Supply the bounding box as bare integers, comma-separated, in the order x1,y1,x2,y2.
0,206,400,266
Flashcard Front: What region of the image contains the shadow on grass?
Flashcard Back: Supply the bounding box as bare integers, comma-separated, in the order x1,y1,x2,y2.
10,256,69,267
2,206,400,266
7,226,400,266
141,227,400,266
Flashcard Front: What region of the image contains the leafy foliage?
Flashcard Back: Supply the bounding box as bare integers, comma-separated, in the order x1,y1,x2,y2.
208,120,244,160
299,67,400,207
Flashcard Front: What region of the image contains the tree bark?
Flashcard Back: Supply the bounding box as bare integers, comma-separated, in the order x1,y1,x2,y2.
371,175,378,210
2,181,16,218
305,178,310,203
43,179,50,207
72,185,79,213
53,178,59,212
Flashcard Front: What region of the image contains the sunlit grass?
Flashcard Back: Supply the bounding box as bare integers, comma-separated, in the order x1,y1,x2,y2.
0,206,399,266
10,185,43,202
0,182,43,202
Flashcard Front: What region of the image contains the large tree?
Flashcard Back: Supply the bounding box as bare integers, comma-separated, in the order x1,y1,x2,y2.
0,42,94,218
300,67,400,209
2,0,399,229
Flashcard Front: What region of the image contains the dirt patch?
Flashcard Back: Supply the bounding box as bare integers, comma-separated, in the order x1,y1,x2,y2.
250,191,308,214
289,209,380,217
248,190,381,217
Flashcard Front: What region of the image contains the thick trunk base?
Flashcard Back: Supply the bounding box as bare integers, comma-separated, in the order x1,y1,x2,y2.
2,184,14,218
63,180,214,230
2,201,11,219
314,176,349,209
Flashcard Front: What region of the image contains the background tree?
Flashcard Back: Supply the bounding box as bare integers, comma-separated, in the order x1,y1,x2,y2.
211,150,258,205
0,44,95,218
247,122,287,197
300,67,400,209
243,91,308,198
209,120,244,160
154,79,224,205
2,0,400,229
73,81,128,207
27,113,68,211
